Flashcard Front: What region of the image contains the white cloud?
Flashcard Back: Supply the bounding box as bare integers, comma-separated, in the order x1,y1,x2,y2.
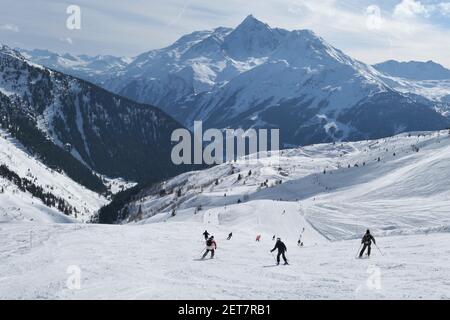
59,37,73,45
439,2,450,15
394,0,428,18
0,24,19,32
279,0,450,66
393,0,450,18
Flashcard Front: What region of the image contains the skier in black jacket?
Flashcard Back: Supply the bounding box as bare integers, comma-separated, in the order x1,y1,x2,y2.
203,230,210,240
359,230,376,258
270,238,288,265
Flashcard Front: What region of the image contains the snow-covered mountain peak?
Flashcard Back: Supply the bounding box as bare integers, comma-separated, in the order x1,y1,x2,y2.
223,15,283,59
0,45,26,62
271,29,331,62
15,18,450,146
15,47,132,85
374,59,450,80
167,30,215,54
234,14,270,32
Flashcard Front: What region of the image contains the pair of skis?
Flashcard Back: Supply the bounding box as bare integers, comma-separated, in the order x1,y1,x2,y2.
270,252,289,266
355,243,383,259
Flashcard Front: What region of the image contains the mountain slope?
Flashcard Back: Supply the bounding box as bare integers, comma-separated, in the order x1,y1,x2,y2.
17,17,450,147
0,45,188,184
1,221,448,299
111,130,450,240
0,130,107,223
373,60,450,115
373,60,450,81
18,48,131,85
104,16,450,146
3,131,449,298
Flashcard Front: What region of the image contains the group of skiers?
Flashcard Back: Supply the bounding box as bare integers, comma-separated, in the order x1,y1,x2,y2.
202,229,290,264
200,229,377,262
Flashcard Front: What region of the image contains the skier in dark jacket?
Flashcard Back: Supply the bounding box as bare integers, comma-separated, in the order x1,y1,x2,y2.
359,229,376,258
202,236,217,259
270,238,288,265
203,230,210,240
227,232,232,240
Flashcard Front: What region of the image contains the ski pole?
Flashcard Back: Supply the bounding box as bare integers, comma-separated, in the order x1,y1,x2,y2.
356,243,362,257
270,252,277,263
375,244,383,256
355,243,362,258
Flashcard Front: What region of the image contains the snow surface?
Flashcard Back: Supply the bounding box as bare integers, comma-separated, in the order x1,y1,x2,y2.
1,131,449,299
0,221,448,299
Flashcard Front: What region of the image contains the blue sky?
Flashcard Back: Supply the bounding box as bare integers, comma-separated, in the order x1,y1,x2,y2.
1,0,450,66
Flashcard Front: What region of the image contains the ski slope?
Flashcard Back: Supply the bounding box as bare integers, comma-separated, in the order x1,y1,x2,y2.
1,130,449,299
0,222,448,299
128,130,450,241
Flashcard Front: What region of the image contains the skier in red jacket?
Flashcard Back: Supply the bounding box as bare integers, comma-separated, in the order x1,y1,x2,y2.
202,236,217,259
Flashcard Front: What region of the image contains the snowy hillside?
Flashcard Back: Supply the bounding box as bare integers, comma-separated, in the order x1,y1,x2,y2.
373,60,450,115
1,130,450,299
0,130,107,223
117,130,450,241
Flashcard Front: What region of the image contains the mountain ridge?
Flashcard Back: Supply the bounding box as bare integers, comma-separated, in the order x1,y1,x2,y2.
12,16,450,147
0,45,190,188
373,59,450,80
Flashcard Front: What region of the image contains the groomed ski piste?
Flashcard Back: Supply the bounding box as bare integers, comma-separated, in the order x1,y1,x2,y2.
1,130,450,299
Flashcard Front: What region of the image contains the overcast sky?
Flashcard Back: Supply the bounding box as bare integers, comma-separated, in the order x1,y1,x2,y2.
1,0,450,66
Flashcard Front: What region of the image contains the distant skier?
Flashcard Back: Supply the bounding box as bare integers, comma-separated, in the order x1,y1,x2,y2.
256,234,261,242
227,232,233,240
271,238,288,265
298,228,305,246
202,236,217,259
203,230,210,240
272,235,276,241
359,230,376,258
